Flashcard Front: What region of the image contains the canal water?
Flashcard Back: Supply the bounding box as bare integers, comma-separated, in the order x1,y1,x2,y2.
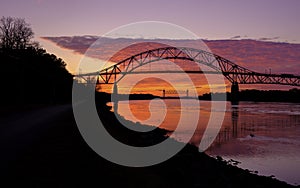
110,99,300,185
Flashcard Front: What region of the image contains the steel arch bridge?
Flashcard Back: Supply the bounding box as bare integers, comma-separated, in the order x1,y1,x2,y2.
77,46,300,88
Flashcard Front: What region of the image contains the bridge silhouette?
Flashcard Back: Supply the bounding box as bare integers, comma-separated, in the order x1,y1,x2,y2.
76,47,300,101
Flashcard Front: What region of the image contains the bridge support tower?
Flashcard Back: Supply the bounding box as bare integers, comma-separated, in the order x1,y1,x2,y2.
231,82,239,105
162,89,166,98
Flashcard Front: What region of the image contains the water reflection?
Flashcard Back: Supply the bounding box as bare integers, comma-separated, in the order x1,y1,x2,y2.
110,100,300,185
232,105,238,138
110,100,300,149
211,105,239,146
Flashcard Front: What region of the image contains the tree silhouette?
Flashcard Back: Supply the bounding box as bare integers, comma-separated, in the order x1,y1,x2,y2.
0,17,73,104
0,16,34,49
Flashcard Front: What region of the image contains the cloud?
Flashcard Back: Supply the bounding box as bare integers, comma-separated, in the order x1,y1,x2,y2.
43,36,300,76
230,35,241,39
43,36,300,92
258,36,280,41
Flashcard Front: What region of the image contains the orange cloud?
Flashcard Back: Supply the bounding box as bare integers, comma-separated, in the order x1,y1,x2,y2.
43,37,300,93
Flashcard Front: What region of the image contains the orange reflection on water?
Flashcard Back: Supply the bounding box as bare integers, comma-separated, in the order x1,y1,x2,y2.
113,99,216,147
128,79,181,130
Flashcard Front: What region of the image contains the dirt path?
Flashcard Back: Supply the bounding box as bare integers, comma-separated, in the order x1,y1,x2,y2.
0,104,72,166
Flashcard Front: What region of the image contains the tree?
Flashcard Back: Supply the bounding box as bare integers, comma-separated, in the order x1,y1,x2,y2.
0,16,34,49
0,17,73,104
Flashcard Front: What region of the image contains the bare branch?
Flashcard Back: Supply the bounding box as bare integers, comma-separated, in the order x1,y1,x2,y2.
0,16,34,49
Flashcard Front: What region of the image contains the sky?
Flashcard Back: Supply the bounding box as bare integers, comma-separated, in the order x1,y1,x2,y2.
0,0,300,43
1,0,299,94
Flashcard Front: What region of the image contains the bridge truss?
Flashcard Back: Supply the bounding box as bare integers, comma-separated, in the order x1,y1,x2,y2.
77,47,300,87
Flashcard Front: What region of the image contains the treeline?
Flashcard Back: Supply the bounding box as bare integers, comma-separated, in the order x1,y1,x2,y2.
199,88,300,102
0,17,73,104
0,47,73,104
95,92,159,102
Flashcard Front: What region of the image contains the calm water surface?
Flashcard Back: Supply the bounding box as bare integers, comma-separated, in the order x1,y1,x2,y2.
110,100,300,185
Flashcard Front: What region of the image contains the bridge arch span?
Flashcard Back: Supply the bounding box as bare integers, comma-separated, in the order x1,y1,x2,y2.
94,47,300,87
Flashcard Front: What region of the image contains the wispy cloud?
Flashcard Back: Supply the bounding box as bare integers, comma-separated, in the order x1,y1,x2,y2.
230,35,241,39
43,36,300,76
258,36,280,41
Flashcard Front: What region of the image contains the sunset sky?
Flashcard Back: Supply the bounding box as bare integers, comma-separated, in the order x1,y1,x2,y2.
1,0,299,43
1,0,300,95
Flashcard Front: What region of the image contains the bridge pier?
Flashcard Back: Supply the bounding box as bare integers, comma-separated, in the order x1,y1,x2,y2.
231,82,239,105
162,89,166,98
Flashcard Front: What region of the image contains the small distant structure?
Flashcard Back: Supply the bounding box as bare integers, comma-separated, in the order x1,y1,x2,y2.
162,89,190,98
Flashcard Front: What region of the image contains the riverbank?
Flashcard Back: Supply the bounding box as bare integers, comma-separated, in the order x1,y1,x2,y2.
199,89,300,102
1,94,297,187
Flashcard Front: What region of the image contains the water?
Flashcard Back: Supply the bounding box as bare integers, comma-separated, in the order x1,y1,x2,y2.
110,100,300,185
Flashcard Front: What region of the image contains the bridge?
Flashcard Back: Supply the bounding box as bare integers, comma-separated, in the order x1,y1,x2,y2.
76,47,300,101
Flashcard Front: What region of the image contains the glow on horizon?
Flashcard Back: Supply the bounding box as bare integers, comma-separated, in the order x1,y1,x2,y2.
39,37,299,94
38,38,82,74
39,38,116,74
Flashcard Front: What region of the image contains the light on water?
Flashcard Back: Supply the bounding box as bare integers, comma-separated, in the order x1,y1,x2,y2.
110,100,300,185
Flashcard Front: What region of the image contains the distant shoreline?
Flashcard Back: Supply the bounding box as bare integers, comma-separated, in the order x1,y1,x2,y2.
198,88,300,103
107,88,300,103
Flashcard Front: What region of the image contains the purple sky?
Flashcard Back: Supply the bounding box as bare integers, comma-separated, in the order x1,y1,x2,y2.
0,0,299,43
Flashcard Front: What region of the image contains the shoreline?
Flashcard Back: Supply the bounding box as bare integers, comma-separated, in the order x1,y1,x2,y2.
0,94,297,187
94,92,296,187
